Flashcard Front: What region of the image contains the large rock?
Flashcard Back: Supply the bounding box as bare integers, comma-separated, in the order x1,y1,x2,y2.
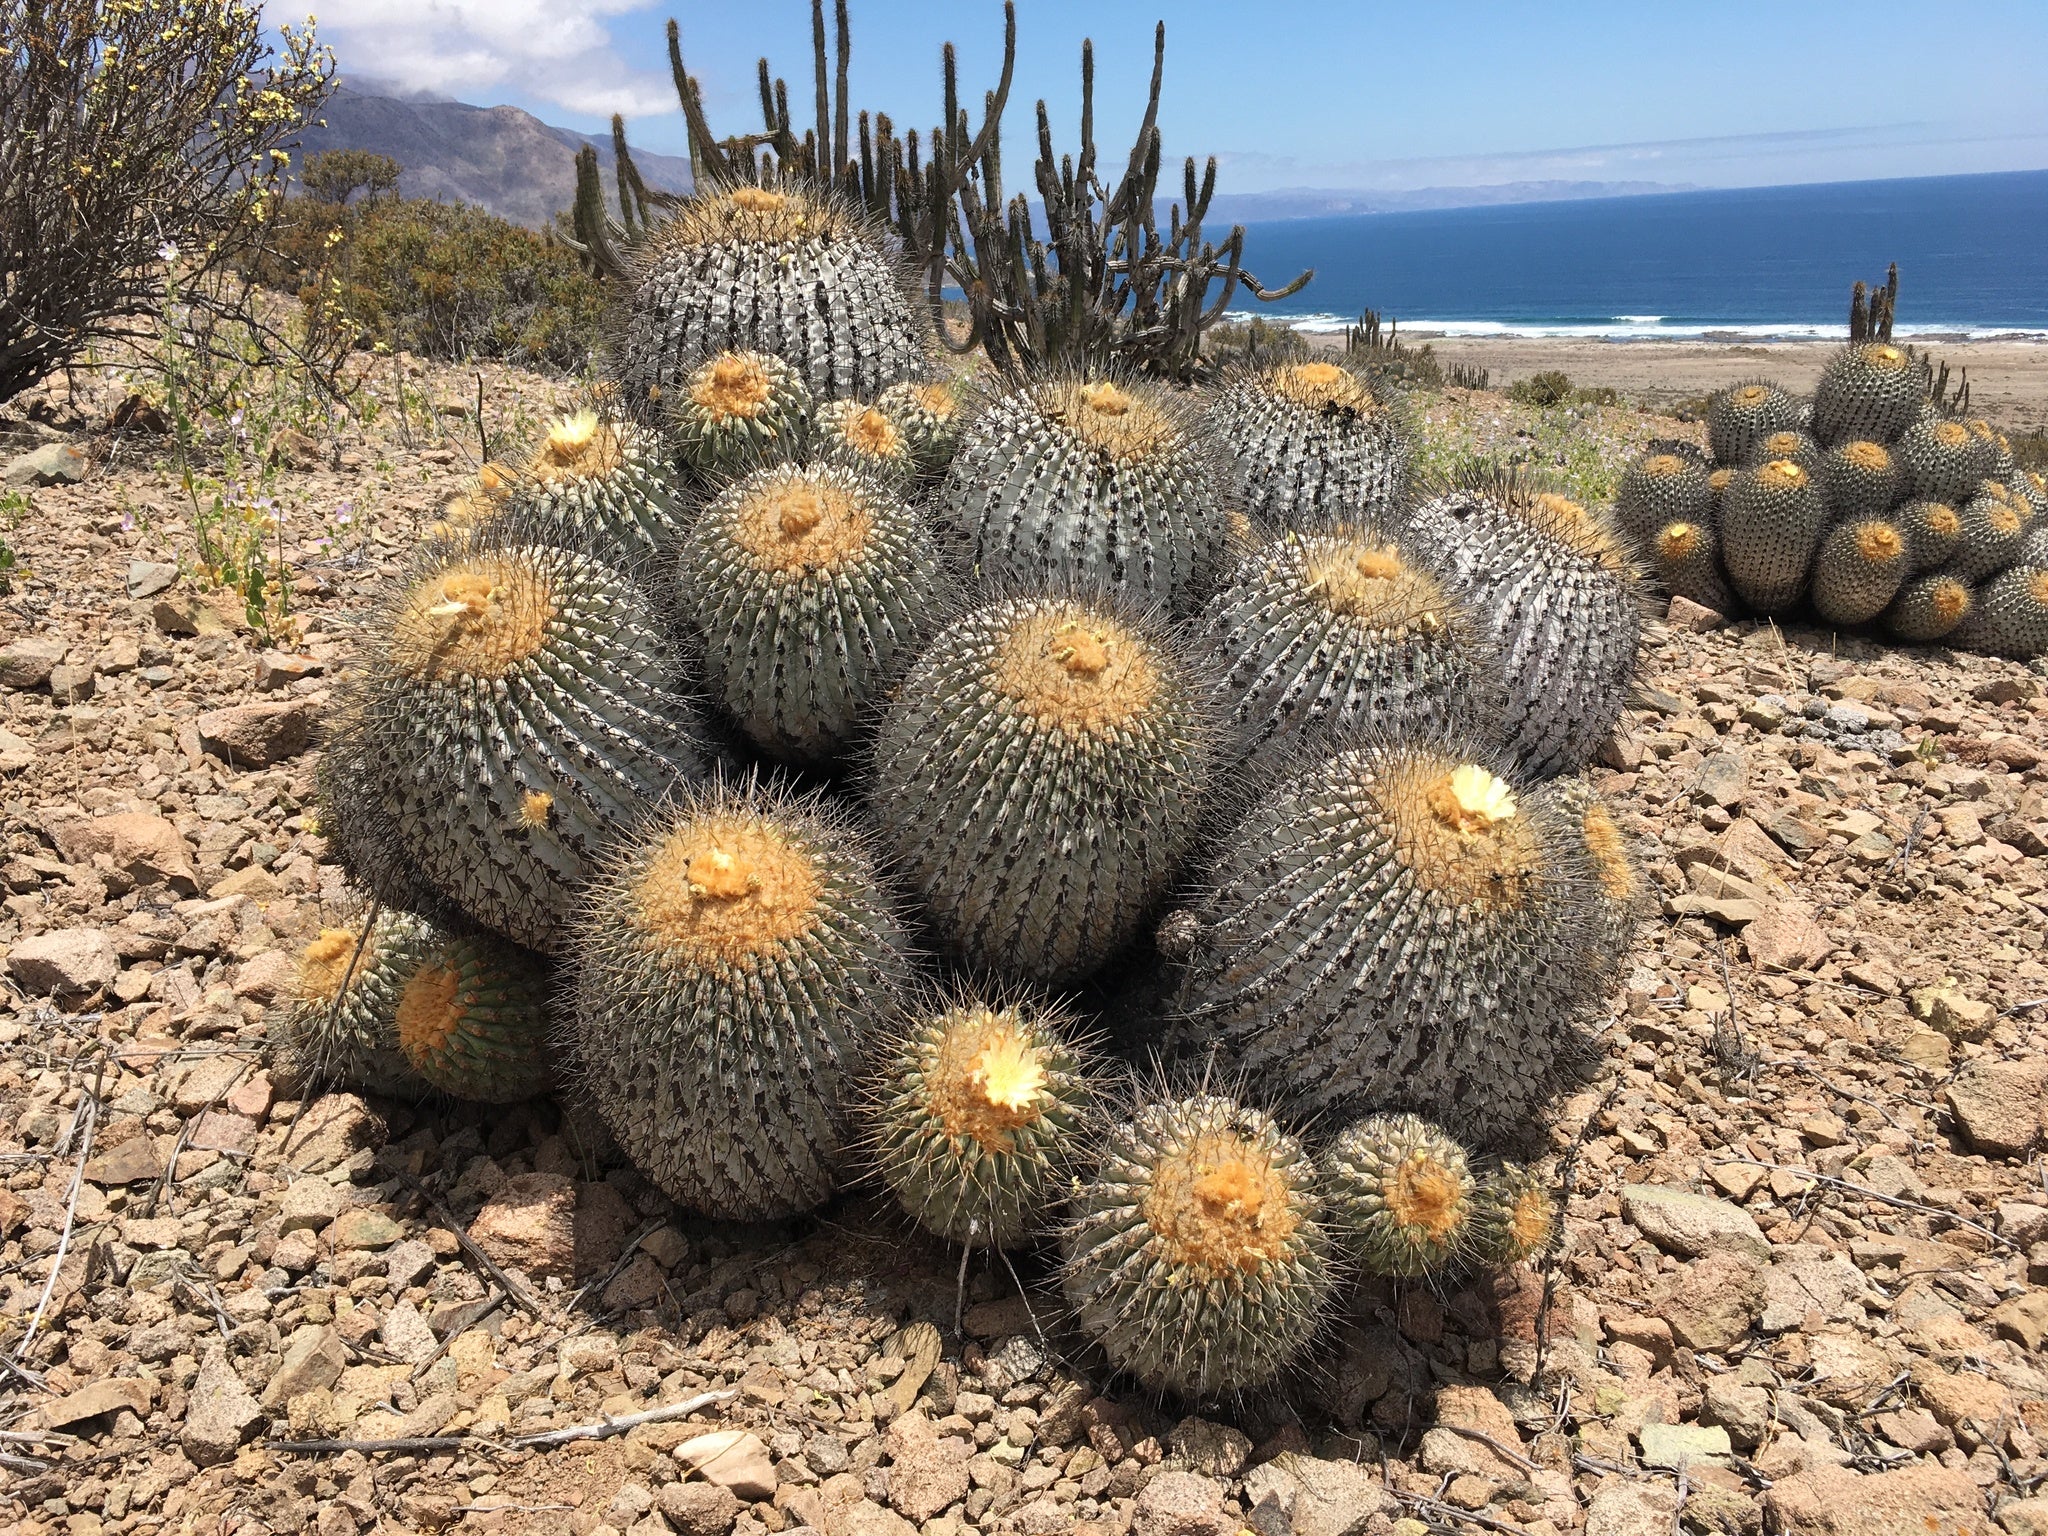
6,927,119,996
290,1093,386,1174
43,1377,151,1429
656,1481,743,1536
0,636,68,690
674,1428,777,1502
262,1323,348,1407
2,441,87,486
1585,1480,1681,1536
197,699,317,767
469,1172,577,1280
1419,1385,1526,1479
1132,1470,1234,1536
1242,1453,1402,1536
1655,1249,1764,1352
1762,1462,1991,1535
183,1348,264,1465
48,811,198,893
882,1414,971,1523
1948,1059,2046,1158
1622,1183,1770,1261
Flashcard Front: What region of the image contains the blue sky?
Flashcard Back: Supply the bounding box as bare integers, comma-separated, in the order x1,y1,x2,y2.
317,0,2048,192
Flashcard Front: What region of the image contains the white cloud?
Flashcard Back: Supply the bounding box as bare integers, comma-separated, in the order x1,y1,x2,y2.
312,0,678,120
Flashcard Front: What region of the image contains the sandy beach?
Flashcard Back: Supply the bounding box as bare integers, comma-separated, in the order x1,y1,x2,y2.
1307,332,2048,431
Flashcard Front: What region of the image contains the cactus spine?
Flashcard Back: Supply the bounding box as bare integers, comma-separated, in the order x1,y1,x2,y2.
1472,1163,1560,1266
1817,440,1902,520
1949,484,2027,583
875,377,966,476
814,397,920,487
1810,518,1911,626
1707,381,1800,465
1811,341,1923,446
271,912,439,1100
514,409,686,564
1895,416,1989,504
1895,500,1963,572
1614,450,1711,544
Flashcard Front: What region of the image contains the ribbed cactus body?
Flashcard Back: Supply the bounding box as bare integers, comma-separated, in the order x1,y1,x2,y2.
1810,518,1911,626
1614,450,1712,543
871,597,1212,985
1206,360,1410,529
1059,1093,1334,1398
1895,416,1989,504
393,931,552,1103
1718,459,1827,613
1895,500,1963,572
1817,440,1902,520
1970,420,2017,481
271,912,439,1100
666,350,811,480
866,994,1097,1249
814,397,920,488
1648,520,1738,615
1550,775,1646,992
616,185,926,405
1950,485,2028,583
1172,745,1601,1143
1950,565,2048,659
1472,1163,1560,1266
1812,342,1924,446
1323,1114,1478,1279
876,377,965,477
1743,429,1819,470
1404,478,1642,778
1885,572,1973,641
513,410,686,565
680,464,955,763
1707,381,1801,465
327,526,711,952
572,786,911,1220
940,376,1226,615
1191,531,1505,773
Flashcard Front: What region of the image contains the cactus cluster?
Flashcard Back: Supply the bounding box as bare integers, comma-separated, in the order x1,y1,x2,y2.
310,128,1642,1405
1618,351,2044,655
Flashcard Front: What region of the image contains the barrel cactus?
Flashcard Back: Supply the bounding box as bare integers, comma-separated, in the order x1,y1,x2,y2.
1205,359,1411,529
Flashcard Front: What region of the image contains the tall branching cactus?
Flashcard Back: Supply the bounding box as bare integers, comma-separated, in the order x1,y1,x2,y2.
569,1,1311,380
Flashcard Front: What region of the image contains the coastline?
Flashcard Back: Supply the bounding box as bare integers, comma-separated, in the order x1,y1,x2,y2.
1296,330,2048,429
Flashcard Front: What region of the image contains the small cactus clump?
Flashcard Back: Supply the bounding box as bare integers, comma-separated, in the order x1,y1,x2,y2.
1647,520,1737,616
1811,341,1923,446
270,911,439,1100
665,350,811,479
940,375,1227,615
1059,1092,1335,1398
1817,440,1901,521
814,397,920,487
1707,381,1801,465
679,464,956,763
393,931,553,1103
1471,1163,1561,1266
1322,1114,1478,1279
1949,484,2028,583
1191,529,1505,773
512,408,686,565
1895,499,1963,572
875,377,966,477
872,596,1213,985
1613,448,1711,544
616,182,927,406
1718,458,1827,613
1810,518,1911,626
1205,359,1411,530
1894,416,1990,505
1405,474,1642,778
1172,743,1607,1142
1884,572,1973,642
324,522,712,952
1950,565,2048,659
866,994,1098,1250
572,784,912,1220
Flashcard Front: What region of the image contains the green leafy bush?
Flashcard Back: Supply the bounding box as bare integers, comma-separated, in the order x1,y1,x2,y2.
1507,370,1618,409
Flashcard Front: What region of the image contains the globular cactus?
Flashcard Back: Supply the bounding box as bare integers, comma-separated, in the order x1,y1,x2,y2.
1894,415,1990,505
1810,518,1911,626
865,992,1098,1250
1895,499,1963,572
876,377,966,477
430,463,514,539
680,463,956,763
1718,458,1827,613
1744,428,1819,470
270,911,439,1100
1205,359,1411,529
1950,565,2048,659
1404,473,1643,778
871,596,1213,985
1059,1092,1335,1398
814,397,919,487
1950,484,2027,583
1970,419,2017,481
665,350,811,480
940,375,1227,615
2015,470,2048,520
1171,742,1606,1144
615,182,927,406
1817,439,1901,520
1811,341,1924,447
1322,1114,1478,1279
1190,529,1505,773
1613,448,1712,544
393,931,552,1103
571,783,912,1220
1647,520,1738,616
324,521,713,953
1707,381,1800,465
1885,572,1973,642
513,408,687,565
1471,1163,1560,1266
1550,774,1647,993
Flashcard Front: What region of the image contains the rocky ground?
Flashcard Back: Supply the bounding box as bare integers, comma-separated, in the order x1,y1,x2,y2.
1,357,2046,1536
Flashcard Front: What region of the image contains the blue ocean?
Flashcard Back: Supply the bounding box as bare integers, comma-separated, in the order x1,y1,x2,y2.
1226,169,2048,341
